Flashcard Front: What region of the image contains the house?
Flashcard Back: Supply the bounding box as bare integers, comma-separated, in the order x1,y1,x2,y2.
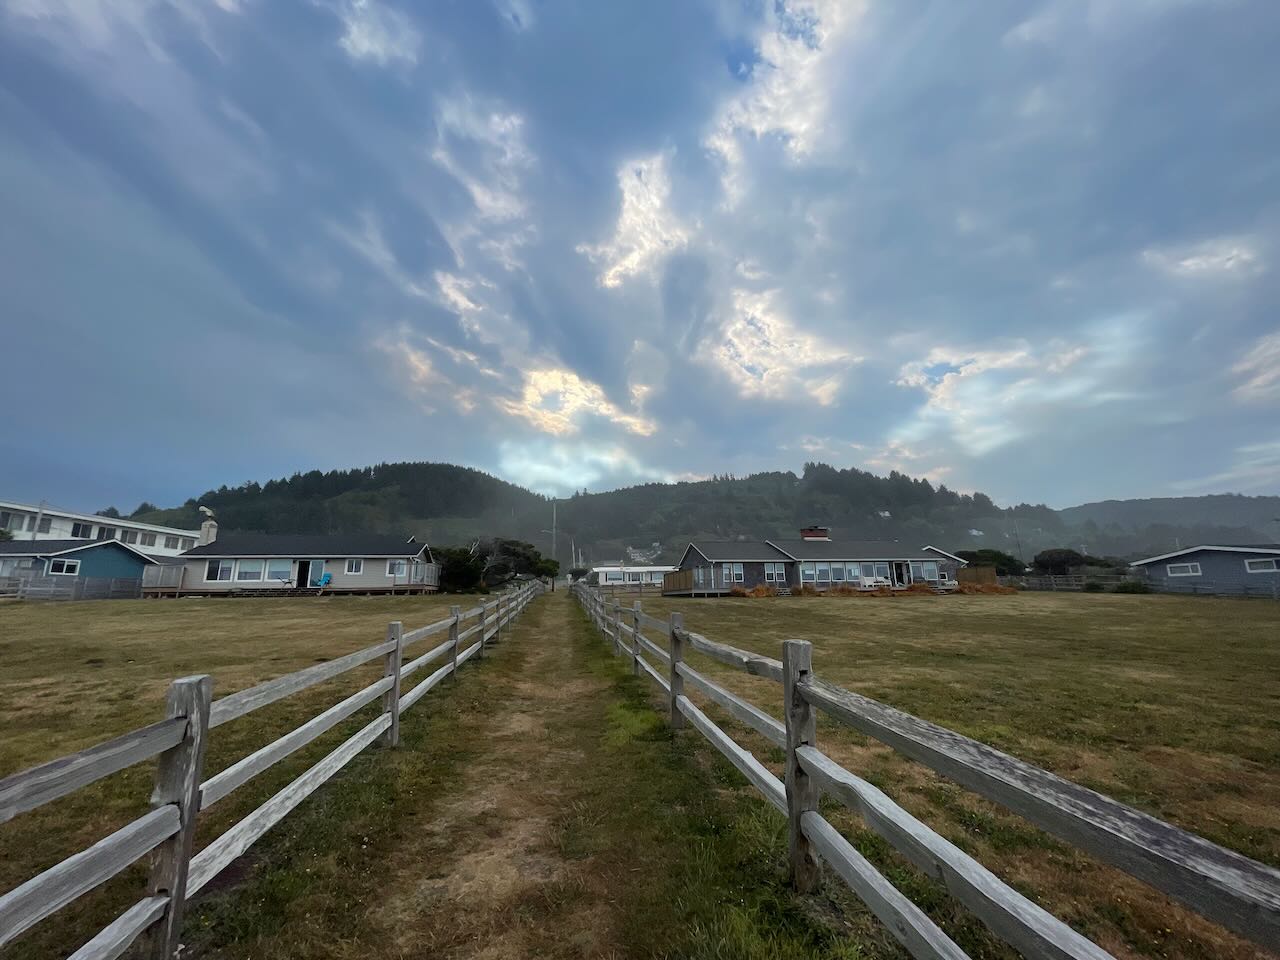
665,526,966,595
144,520,439,596
0,538,157,580
1129,544,1280,596
591,563,677,588
0,498,199,557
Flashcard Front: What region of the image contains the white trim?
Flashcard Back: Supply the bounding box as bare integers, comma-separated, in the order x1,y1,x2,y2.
922,545,968,565
346,558,364,575
47,558,81,576
0,539,158,563
0,499,199,537
1166,562,1202,577
386,559,407,577
182,548,428,560
204,559,234,582
1245,558,1278,573
1131,545,1280,566
235,559,266,582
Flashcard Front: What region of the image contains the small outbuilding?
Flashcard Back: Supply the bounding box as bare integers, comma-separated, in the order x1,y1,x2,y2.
0,538,156,579
1129,544,1280,596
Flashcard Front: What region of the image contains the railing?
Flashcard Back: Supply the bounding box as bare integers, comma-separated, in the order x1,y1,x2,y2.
1005,574,1280,598
0,581,545,959
0,575,142,601
571,584,1280,959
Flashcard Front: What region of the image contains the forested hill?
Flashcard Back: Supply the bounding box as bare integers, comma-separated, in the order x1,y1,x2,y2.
130,461,1278,565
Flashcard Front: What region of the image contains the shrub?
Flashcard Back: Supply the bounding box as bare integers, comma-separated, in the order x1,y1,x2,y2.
747,584,778,598
795,584,819,597
1113,580,1151,594
1082,581,1105,593
728,586,749,598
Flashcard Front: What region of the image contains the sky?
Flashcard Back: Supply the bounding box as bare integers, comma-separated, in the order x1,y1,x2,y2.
1,0,1278,513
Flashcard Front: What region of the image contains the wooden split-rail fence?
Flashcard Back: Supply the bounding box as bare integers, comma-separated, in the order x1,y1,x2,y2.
0,581,545,960
572,584,1280,959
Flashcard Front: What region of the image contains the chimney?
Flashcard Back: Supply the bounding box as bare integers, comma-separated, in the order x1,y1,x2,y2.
199,519,218,545
800,525,830,541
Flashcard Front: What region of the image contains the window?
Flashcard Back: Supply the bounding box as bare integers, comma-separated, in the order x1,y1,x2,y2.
0,511,10,529
119,530,139,545
1166,563,1201,577
801,561,816,582
732,562,744,582
25,515,36,531
180,538,196,550
346,558,364,575
604,570,623,582
205,559,233,581
36,517,51,533
97,526,116,540
694,567,704,585
923,561,939,581
816,562,830,582
874,562,890,579
48,558,80,576
1245,558,1278,573
626,572,640,583
164,536,180,550
234,559,264,581
832,563,845,582
764,562,787,582
71,522,93,538
267,560,292,582
387,559,407,577
846,563,859,581
140,532,156,547
861,562,874,580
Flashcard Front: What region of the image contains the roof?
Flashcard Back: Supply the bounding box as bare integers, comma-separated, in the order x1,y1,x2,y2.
766,539,942,561
181,534,430,559
591,564,677,573
0,538,157,563
922,545,969,565
0,499,199,537
1130,544,1280,566
680,541,792,563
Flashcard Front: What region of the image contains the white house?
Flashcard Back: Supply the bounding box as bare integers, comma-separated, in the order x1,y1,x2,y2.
0,499,199,558
591,563,677,587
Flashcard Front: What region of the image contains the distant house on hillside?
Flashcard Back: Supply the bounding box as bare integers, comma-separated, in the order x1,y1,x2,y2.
665,526,965,596
0,538,157,580
1129,544,1280,596
143,519,438,596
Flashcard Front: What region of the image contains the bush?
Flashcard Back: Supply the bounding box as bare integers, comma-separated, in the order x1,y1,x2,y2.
1082,581,1105,593
1113,580,1151,594
795,584,819,597
747,584,778,598
728,586,749,598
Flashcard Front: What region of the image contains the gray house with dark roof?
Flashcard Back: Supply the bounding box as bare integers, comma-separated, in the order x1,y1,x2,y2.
667,527,965,595
145,524,438,596
1129,544,1280,596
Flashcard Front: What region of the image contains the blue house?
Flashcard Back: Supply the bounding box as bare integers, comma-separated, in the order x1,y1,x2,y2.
1129,544,1280,596
0,538,156,580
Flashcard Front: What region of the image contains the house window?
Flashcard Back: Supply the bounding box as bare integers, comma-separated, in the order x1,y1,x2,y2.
387,559,407,577
801,562,816,582
694,567,704,585
205,559,233,582
0,511,10,529
626,572,640,583
1166,563,1201,577
97,526,116,540
860,563,874,580
604,571,622,582
874,562,890,579
180,538,196,550
48,558,81,576
764,562,787,582
732,562,744,582
236,559,265,581
36,517,51,533
1245,558,1278,573
346,558,364,575
846,563,859,581
25,515,36,531
816,562,830,582
831,564,845,582
909,561,924,580
119,530,139,545
923,561,939,581
267,560,292,582
164,536,180,550
71,522,93,538
140,532,156,547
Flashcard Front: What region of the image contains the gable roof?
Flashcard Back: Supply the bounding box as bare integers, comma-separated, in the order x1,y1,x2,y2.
679,541,792,564
1130,544,1280,566
766,539,943,561
182,534,430,560
922,545,968,565
0,538,157,563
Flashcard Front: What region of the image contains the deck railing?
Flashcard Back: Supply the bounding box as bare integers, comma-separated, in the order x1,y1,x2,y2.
0,581,545,959
572,584,1280,959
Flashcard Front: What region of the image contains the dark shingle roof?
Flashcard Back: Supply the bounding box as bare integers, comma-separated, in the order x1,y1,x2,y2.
182,534,428,559
0,538,115,556
684,541,792,562
766,539,941,561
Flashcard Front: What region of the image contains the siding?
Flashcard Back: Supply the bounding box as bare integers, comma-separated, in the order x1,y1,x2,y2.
177,556,438,591
1143,549,1280,596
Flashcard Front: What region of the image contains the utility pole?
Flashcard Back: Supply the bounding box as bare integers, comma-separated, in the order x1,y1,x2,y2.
551,499,557,572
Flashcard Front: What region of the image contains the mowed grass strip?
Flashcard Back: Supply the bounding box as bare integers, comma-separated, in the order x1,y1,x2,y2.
621,590,1280,960
0,594,460,959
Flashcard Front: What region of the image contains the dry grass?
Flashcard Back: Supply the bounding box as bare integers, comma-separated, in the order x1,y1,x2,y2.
629,590,1280,960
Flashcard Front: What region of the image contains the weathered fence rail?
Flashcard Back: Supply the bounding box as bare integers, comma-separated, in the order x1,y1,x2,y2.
572,584,1280,959
0,581,545,958
0,575,142,602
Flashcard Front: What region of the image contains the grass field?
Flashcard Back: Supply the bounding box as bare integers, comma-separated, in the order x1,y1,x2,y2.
2,591,1278,959
626,590,1280,959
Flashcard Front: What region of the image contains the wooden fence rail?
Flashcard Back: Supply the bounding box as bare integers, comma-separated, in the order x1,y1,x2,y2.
0,580,545,958
571,584,1280,959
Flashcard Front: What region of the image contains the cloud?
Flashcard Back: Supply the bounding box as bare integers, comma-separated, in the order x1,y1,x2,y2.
1141,236,1264,278
1169,440,1280,495
334,0,421,66
495,368,655,438
1232,332,1280,403
576,152,690,288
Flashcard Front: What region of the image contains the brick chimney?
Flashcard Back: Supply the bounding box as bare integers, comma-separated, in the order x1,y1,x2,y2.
800,525,830,541
199,519,218,545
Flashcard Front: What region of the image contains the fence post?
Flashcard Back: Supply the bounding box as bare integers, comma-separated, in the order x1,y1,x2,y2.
611,601,621,655
783,639,819,893
496,593,504,643
631,600,642,676
668,612,684,729
147,674,212,960
449,605,460,678
479,600,488,657
382,621,403,746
